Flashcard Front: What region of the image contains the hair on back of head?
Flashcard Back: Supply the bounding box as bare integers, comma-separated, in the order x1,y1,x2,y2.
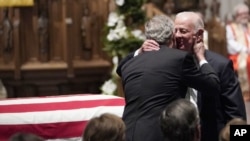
83,113,125,141
160,99,200,141
9,132,44,141
145,14,174,44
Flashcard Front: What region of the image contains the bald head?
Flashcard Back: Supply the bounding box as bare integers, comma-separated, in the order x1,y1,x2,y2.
175,12,204,32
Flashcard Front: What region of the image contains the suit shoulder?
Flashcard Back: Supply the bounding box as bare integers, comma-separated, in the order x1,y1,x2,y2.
161,47,188,56
206,50,230,64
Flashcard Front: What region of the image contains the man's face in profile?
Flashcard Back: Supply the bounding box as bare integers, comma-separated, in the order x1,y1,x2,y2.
174,17,196,53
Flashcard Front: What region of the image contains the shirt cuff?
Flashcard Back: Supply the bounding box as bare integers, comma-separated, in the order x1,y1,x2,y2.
134,49,140,57
199,59,208,66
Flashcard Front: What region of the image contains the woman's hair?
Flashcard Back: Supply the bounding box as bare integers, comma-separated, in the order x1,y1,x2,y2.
83,113,125,141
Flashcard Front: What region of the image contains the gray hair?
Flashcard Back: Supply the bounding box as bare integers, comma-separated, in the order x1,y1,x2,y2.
233,3,249,17
176,11,204,32
145,15,174,44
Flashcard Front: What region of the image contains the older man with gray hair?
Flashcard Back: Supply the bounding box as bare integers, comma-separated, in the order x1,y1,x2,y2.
226,3,250,101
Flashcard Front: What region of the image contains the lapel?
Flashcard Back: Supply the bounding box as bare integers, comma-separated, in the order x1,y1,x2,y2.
196,50,210,111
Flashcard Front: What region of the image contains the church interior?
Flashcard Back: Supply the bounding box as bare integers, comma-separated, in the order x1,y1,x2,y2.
0,0,248,97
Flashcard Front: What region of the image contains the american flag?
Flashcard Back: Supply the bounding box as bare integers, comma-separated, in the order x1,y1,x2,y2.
0,94,125,141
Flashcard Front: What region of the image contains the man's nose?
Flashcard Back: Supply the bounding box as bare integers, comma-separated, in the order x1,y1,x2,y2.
175,31,181,38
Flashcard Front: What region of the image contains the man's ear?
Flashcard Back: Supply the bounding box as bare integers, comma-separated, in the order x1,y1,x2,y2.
197,29,204,36
195,29,204,42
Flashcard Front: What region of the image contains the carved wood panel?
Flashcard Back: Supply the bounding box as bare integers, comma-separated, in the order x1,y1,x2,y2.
0,8,15,66
0,0,111,97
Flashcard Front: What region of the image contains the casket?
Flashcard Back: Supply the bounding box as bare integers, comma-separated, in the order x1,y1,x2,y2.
0,94,125,141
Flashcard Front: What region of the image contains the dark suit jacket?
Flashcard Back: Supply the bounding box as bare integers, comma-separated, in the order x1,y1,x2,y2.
117,46,220,141
198,50,247,141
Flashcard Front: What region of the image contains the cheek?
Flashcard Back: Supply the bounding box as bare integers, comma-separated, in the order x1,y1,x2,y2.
187,34,196,43
183,38,195,51
188,38,195,44
183,36,194,45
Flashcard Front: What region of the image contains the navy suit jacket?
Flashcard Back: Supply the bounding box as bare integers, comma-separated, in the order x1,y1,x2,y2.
198,50,246,141
117,46,220,141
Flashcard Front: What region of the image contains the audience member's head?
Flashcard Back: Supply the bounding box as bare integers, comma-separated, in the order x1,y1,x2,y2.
145,14,174,46
83,113,125,141
219,118,247,141
160,99,200,141
9,132,44,141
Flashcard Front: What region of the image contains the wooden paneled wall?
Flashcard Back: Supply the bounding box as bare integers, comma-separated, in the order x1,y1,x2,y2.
0,0,112,97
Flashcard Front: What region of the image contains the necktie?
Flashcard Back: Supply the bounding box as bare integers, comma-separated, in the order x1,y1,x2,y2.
186,87,198,108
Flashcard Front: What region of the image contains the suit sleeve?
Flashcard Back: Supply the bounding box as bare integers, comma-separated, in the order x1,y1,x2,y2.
220,60,247,121
182,53,221,94
116,52,135,77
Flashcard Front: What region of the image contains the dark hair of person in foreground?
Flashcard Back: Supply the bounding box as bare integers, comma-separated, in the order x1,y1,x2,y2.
83,113,125,141
160,99,200,141
9,132,44,141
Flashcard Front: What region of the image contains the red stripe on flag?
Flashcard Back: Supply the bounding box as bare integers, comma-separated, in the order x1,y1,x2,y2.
0,94,94,102
0,99,125,113
0,120,88,140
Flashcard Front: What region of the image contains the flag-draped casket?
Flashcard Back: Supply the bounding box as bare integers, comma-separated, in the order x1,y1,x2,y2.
0,94,125,140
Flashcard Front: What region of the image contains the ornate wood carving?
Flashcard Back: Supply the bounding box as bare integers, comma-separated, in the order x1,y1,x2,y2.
81,0,92,60
0,0,111,98
0,8,14,64
37,0,49,62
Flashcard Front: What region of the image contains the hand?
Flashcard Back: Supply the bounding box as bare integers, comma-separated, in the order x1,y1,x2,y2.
139,39,160,53
193,37,205,61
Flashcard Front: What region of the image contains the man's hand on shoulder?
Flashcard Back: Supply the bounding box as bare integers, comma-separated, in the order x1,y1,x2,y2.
141,40,160,51
193,37,206,62
134,39,160,56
